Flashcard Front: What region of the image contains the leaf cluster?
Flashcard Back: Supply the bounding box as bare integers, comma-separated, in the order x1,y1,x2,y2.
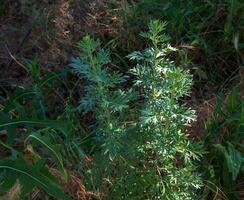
70,35,136,160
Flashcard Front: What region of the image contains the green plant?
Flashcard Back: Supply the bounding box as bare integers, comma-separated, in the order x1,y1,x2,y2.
125,20,202,200
202,90,244,200
70,35,135,161
0,60,78,199
71,20,203,199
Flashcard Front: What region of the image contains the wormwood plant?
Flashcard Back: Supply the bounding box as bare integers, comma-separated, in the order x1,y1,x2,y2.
124,20,203,200
71,20,203,200
70,35,135,161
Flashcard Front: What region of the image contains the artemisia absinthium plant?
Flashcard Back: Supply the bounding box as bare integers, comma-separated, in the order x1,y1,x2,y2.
126,20,203,199
70,21,203,199
70,35,135,161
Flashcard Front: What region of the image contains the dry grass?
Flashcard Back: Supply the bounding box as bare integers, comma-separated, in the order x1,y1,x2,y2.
187,98,216,138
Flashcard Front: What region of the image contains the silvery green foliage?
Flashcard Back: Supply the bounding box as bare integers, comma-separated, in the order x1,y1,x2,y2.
70,22,203,199
70,35,135,160
126,20,203,199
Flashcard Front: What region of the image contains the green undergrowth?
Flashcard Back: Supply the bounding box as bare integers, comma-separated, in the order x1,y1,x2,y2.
0,60,83,200
202,90,244,200
108,0,243,91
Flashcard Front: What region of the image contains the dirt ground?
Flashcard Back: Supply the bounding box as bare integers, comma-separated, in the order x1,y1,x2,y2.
0,1,112,82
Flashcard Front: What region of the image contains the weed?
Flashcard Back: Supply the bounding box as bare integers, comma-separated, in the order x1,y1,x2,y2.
0,60,84,199
202,89,244,200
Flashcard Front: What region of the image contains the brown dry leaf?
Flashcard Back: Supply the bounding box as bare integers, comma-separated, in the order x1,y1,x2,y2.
187,98,216,137
50,168,99,200
0,180,21,200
